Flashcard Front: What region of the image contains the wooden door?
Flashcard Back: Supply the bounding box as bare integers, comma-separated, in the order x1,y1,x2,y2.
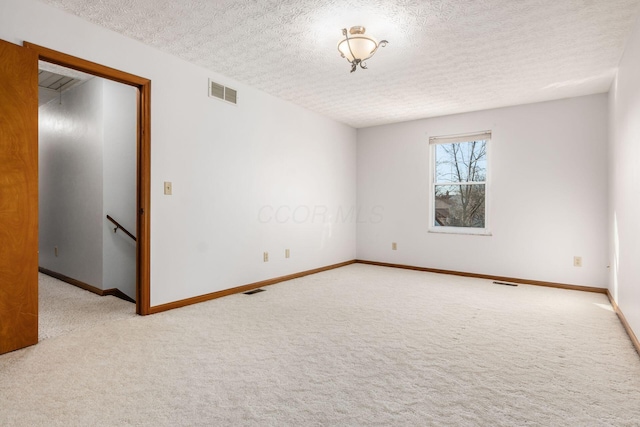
0,40,39,354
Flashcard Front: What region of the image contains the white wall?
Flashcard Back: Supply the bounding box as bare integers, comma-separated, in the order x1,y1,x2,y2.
39,77,104,287
103,79,137,300
1,0,356,307
608,15,640,339
357,94,609,288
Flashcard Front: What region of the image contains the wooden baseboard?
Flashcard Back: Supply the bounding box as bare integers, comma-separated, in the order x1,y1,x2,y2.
606,291,640,357
39,267,136,303
148,260,356,314
355,260,608,294
150,259,606,314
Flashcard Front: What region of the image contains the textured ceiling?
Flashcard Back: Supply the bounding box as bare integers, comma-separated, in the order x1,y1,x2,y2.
37,0,640,128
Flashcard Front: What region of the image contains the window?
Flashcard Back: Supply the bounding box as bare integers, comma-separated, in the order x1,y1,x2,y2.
429,131,490,235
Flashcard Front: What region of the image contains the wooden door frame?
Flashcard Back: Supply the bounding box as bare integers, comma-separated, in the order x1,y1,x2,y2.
24,42,151,315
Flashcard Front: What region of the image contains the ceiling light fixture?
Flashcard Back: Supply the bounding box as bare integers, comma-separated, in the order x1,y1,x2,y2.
338,26,388,73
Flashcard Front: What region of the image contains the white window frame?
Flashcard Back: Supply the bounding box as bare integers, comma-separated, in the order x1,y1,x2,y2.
428,131,491,236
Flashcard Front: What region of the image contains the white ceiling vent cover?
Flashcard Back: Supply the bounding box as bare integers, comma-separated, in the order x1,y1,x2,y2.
209,79,237,105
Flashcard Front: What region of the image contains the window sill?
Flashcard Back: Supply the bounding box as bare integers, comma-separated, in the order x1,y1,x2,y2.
428,227,492,236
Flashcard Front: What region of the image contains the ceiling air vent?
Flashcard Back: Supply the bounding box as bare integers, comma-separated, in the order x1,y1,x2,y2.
39,70,77,91
38,69,87,106
209,79,237,105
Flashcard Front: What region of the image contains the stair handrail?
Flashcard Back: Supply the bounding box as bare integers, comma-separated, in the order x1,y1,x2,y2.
106,215,136,242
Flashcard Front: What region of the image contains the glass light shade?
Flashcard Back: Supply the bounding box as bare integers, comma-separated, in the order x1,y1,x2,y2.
338,26,388,72
338,35,378,62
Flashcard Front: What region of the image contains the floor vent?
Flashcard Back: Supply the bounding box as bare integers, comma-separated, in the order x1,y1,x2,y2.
209,79,237,105
493,281,518,287
244,288,265,295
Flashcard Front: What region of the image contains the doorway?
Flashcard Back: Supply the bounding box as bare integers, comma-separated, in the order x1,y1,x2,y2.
26,42,151,316
38,62,137,339
0,40,150,354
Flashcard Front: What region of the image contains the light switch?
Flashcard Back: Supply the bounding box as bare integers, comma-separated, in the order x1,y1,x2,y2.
164,181,172,195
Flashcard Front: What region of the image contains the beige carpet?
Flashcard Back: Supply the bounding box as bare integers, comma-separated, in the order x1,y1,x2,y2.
1,264,639,426
38,273,136,341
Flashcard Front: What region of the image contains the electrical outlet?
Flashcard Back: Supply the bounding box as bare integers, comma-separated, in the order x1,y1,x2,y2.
285,249,290,258
263,252,269,262
392,242,397,250
573,256,582,267
164,181,172,195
